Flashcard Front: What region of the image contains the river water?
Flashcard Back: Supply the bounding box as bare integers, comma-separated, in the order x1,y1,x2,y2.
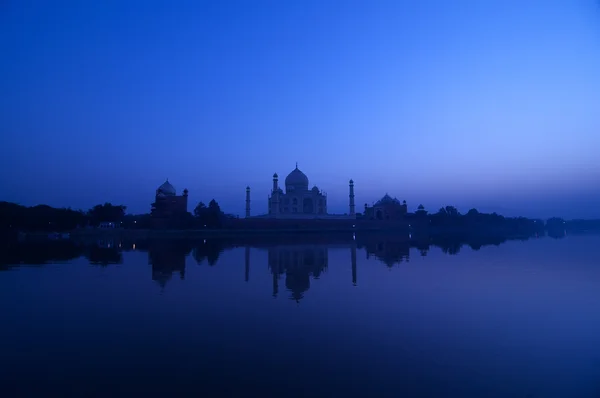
1,234,599,397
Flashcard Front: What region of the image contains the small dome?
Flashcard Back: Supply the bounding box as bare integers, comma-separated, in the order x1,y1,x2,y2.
311,186,320,192
157,180,176,196
273,173,278,178
349,179,354,184
285,165,309,190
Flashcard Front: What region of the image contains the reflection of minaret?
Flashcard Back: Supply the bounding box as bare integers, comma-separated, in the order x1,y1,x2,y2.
349,179,355,217
244,246,250,282
272,272,279,297
245,186,251,218
351,242,357,286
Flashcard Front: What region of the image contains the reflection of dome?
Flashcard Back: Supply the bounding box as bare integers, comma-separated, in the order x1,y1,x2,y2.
285,166,309,189
157,180,176,196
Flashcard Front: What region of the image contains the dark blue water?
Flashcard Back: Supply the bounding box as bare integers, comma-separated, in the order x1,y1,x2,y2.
1,235,600,397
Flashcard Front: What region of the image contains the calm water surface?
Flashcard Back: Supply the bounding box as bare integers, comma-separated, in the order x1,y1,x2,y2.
1,235,600,397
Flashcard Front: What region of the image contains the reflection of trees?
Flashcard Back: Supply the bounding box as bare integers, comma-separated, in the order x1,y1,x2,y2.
147,240,193,289
193,240,225,266
437,239,462,255
359,238,410,268
430,234,509,256
547,229,566,239
268,246,328,302
0,241,83,268
1,231,542,278
85,241,123,266
355,231,536,267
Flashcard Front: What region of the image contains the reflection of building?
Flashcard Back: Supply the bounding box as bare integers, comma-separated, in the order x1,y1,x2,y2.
98,222,117,229
363,194,407,220
268,246,329,302
245,164,355,219
150,180,189,227
148,241,191,289
86,241,123,266
364,240,410,267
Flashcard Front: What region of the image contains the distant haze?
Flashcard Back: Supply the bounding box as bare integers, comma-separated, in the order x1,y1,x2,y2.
1,0,599,219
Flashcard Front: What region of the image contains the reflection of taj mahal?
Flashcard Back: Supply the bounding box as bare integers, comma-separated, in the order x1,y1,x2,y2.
245,164,356,219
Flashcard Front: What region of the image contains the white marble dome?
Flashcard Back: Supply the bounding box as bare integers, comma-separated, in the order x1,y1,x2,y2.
285,166,309,190
157,180,176,196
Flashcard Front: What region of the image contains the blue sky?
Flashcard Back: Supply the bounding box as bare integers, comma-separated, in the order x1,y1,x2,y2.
1,0,599,218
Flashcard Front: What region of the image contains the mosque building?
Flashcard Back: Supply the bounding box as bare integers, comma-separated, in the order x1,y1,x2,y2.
150,180,189,226
245,164,356,219
363,194,408,220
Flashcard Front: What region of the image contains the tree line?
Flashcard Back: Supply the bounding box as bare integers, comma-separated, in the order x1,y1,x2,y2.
0,201,127,232
0,199,583,233
0,199,233,232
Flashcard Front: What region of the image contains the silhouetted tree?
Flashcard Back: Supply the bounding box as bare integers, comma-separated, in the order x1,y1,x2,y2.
193,199,225,228
444,206,460,216
194,202,207,218
208,199,221,213
88,203,126,225
466,208,479,217
0,202,88,232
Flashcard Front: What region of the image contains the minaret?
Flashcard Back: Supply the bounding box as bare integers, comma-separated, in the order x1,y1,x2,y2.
271,173,279,217
245,186,251,218
349,179,355,217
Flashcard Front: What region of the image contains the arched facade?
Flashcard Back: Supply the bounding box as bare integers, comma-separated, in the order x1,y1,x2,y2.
268,165,328,217
363,194,407,220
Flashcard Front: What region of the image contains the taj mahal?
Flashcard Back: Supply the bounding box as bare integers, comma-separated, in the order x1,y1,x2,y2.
149,163,410,225
245,164,356,220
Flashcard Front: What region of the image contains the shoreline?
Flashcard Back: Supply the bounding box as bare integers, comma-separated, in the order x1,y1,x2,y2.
12,223,549,243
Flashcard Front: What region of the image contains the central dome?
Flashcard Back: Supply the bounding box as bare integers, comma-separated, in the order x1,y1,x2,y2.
285,165,309,190
157,180,176,196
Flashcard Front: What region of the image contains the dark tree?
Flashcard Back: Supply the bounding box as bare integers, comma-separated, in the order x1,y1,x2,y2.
0,202,88,232
208,199,221,213
444,206,460,217
194,202,207,218
194,199,224,228
88,203,126,225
